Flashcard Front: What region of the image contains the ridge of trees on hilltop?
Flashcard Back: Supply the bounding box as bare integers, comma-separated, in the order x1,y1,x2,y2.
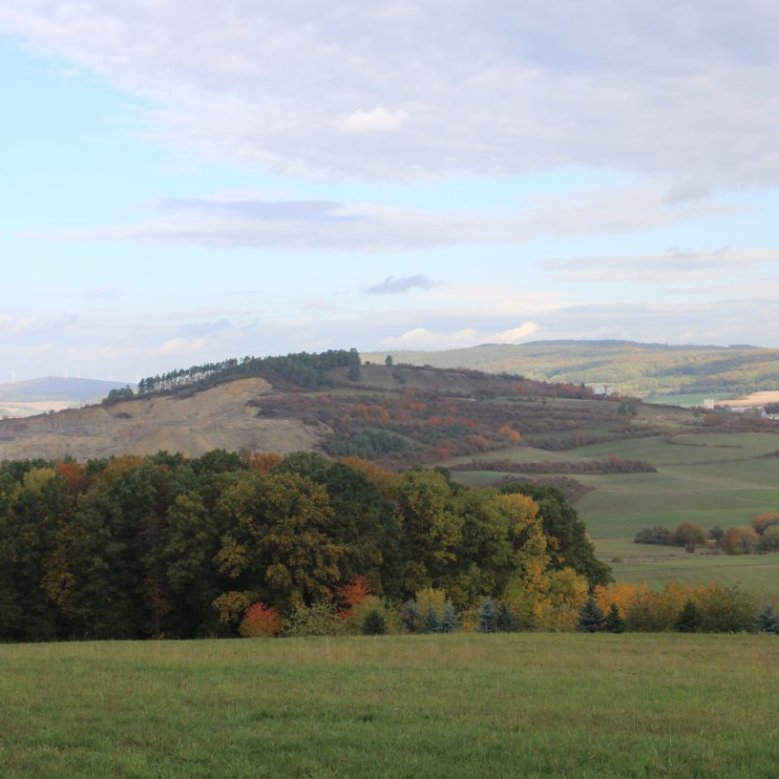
104,349,363,403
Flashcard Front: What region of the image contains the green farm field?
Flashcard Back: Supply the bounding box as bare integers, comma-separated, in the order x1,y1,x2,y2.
1,635,777,778
450,431,779,593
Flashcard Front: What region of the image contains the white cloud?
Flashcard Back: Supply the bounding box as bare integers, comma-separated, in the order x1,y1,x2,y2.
2,2,779,186
153,337,208,357
546,248,779,284
339,107,407,134
382,321,540,350
34,183,735,251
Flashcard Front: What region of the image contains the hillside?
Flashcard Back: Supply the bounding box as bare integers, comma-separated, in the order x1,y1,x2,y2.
0,360,709,464
364,340,779,402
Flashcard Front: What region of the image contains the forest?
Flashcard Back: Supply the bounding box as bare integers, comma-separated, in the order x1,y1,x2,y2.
0,450,611,642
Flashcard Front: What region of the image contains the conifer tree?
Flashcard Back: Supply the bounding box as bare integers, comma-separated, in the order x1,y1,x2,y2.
577,598,606,632
423,605,441,633
754,604,779,635
401,600,422,633
361,609,387,635
477,598,499,633
675,600,702,633
441,601,459,633
604,603,626,633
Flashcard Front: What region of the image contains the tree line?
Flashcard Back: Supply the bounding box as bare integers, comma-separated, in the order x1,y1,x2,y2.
104,349,363,403
0,451,611,642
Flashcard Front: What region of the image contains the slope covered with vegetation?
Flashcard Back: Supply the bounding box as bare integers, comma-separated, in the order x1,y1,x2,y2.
365,340,779,401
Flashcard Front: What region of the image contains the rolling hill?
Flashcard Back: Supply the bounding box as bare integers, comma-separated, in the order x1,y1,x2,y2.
0,376,134,403
363,340,779,402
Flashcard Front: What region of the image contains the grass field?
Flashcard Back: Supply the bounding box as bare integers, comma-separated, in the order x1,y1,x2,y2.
450,431,779,593
1,635,777,778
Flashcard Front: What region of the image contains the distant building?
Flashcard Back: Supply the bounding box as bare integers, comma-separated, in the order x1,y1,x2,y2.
589,383,615,397
703,399,715,410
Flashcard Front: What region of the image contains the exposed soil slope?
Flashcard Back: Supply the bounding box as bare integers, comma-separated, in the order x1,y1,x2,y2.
0,378,329,461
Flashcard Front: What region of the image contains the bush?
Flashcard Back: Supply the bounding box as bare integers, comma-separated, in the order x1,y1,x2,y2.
283,601,339,637
698,586,757,633
634,526,675,546
239,602,283,638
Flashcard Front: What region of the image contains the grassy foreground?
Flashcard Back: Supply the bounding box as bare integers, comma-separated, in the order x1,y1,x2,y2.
1,635,777,778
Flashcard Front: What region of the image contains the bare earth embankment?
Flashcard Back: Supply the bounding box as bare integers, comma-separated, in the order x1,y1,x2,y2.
0,378,329,460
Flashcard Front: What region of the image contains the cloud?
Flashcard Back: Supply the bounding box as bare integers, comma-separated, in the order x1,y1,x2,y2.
178,318,230,337
338,107,407,134
367,275,434,294
34,183,736,252
382,321,540,350
153,337,207,357
2,2,779,187
546,247,779,284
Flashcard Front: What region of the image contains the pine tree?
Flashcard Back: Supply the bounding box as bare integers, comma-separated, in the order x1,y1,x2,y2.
401,600,422,633
441,601,459,633
577,598,606,633
754,604,779,635
604,603,626,633
423,606,441,633
675,600,702,633
498,602,516,633
361,609,387,635
477,598,499,633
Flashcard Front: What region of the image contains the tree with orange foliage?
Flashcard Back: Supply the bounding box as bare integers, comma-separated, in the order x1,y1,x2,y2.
239,601,283,637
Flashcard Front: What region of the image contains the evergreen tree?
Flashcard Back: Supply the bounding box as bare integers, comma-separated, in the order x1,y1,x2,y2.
675,600,702,633
477,598,499,633
361,609,387,635
754,604,779,635
401,600,422,633
497,602,517,633
604,603,626,633
423,605,441,633
577,598,605,633
440,601,459,633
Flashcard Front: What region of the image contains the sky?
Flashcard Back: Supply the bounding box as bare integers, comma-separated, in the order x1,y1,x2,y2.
2,1,779,382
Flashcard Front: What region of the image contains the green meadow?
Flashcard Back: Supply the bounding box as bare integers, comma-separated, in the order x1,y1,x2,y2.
452,432,779,593
1,635,777,778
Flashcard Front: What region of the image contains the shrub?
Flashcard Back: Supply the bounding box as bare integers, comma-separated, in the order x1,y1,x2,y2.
698,585,758,633
633,526,675,546
283,601,338,637
759,525,779,551
239,602,282,638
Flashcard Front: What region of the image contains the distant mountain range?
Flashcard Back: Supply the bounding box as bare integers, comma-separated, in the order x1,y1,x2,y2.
363,340,779,402
0,377,134,403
